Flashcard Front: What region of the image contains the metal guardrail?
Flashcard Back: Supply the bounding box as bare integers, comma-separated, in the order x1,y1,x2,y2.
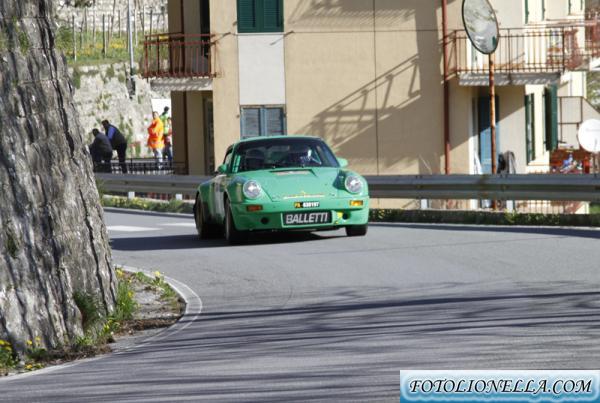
95,174,600,202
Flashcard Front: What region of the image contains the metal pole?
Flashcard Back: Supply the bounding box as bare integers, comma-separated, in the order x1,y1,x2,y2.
127,0,136,97
128,0,134,73
72,15,77,61
442,0,450,175
489,52,497,174
102,14,107,58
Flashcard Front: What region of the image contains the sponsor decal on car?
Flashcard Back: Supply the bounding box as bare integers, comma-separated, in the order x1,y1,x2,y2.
284,212,331,225
294,201,321,209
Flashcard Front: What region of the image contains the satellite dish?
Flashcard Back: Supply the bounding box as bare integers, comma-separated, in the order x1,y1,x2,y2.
578,119,600,153
462,0,500,55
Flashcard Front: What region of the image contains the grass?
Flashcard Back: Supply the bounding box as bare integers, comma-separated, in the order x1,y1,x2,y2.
102,195,194,214
1,267,182,376
100,194,600,228
0,340,16,376
369,209,600,227
132,270,181,311
56,27,145,66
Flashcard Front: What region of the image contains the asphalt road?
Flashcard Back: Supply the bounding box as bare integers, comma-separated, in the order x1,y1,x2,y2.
1,208,600,402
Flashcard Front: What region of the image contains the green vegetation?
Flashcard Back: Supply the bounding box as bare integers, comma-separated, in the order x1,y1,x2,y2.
588,72,600,110
72,67,82,89
102,196,194,214
55,27,145,67
100,196,599,227
106,65,116,80
73,291,104,333
369,209,600,227
0,340,16,375
4,228,19,259
131,270,180,311
0,31,8,51
17,29,30,53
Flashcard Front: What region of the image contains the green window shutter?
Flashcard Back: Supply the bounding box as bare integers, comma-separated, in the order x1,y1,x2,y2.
263,0,283,32
525,94,535,163
541,0,545,20
264,107,285,136
241,108,261,138
238,0,258,33
238,0,282,33
544,85,558,151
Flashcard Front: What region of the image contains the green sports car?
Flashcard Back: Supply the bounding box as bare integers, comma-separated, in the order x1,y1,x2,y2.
193,136,369,244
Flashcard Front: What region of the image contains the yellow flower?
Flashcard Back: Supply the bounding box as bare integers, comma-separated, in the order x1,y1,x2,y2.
154,271,162,278
26,340,33,346
35,336,41,343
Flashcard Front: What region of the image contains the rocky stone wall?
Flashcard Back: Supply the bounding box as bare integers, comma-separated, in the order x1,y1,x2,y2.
72,63,167,158
56,0,168,32
0,0,116,354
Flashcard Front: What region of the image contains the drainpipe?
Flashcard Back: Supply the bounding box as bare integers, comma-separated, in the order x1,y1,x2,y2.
180,0,190,174
442,0,451,174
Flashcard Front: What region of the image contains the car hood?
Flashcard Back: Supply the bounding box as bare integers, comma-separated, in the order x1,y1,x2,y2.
241,168,342,201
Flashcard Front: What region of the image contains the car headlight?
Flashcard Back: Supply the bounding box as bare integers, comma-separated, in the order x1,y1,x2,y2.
344,175,363,194
242,180,262,199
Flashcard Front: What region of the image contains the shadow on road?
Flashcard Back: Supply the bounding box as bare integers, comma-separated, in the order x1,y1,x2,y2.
371,223,600,240
3,283,600,401
110,231,343,251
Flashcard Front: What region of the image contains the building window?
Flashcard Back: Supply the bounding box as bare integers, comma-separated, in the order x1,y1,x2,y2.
241,106,286,138
525,94,536,163
568,0,572,14
525,0,530,23
237,0,283,33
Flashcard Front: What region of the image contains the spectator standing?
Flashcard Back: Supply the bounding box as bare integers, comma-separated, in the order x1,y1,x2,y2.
89,128,113,172
101,120,129,174
163,117,173,163
147,111,165,166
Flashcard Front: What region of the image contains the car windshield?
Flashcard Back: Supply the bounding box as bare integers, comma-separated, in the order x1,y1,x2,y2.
231,138,340,173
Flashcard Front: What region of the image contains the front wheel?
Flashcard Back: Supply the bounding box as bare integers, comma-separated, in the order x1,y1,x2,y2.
345,224,368,237
224,199,246,245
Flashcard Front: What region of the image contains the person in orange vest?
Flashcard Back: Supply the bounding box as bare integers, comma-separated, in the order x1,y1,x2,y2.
147,111,165,166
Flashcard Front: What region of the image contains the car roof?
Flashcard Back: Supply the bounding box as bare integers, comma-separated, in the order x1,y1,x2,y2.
236,135,322,145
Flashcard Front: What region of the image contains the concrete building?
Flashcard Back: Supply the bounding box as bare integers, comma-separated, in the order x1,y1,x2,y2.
144,0,599,179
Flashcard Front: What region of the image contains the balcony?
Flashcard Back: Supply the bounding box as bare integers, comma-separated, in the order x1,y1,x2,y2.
142,33,214,91
451,19,600,86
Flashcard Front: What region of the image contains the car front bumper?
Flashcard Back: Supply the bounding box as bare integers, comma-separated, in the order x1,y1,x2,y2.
230,197,370,231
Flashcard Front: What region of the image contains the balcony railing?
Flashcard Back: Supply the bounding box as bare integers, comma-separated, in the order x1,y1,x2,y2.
451,20,600,76
143,33,214,79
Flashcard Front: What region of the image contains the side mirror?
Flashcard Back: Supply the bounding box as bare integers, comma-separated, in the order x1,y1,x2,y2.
217,164,228,174
337,158,349,168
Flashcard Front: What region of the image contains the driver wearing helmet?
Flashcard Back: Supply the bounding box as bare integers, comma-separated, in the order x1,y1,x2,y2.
244,148,265,171
287,144,313,167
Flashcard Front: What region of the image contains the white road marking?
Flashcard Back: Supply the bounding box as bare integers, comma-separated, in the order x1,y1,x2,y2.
107,225,159,232
160,223,196,228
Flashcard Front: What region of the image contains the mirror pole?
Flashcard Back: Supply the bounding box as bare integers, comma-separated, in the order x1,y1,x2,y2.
489,52,497,175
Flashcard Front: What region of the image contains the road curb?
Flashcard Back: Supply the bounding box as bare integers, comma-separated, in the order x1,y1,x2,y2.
113,265,203,352
103,206,193,218
0,265,203,381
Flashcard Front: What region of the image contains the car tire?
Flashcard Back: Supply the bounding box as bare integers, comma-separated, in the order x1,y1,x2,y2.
224,199,246,245
194,199,212,240
345,224,368,237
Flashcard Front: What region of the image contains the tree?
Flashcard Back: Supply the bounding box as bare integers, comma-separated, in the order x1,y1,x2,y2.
0,0,116,354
